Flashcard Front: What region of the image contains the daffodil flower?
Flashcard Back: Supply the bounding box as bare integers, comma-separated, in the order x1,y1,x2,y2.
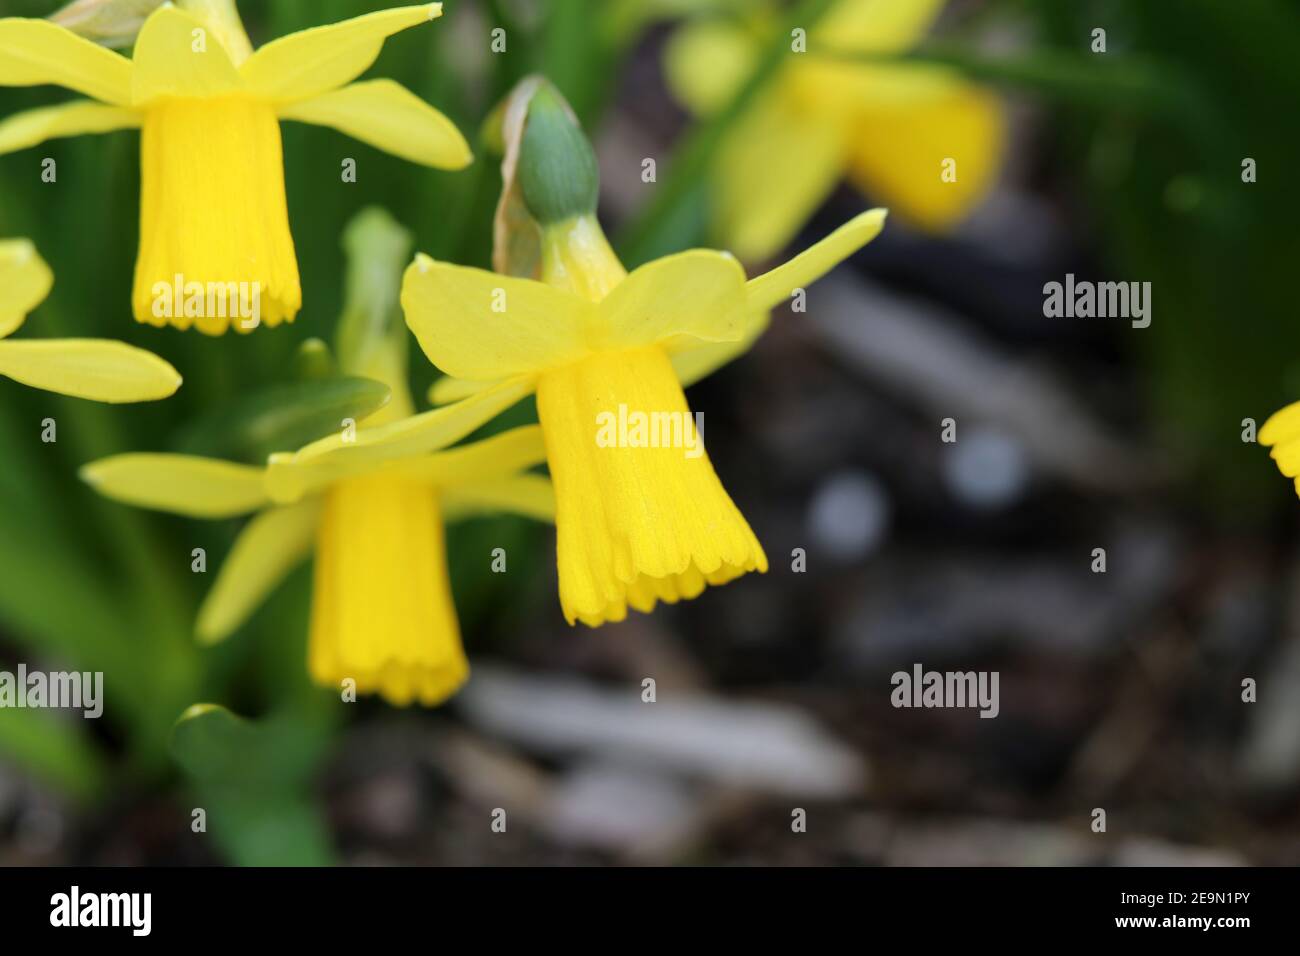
665,0,1004,259
0,1,471,334
264,209,886,628
262,81,887,627
82,417,554,706
1259,403,1300,496
0,238,179,402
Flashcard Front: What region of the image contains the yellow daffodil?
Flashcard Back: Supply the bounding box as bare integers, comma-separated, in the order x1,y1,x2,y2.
665,0,1004,259
0,1,471,334
1259,403,1300,496
260,84,887,627
0,237,179,401
82,411,553,706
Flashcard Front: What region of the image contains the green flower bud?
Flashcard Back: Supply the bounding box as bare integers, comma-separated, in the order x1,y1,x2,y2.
518,82,600,226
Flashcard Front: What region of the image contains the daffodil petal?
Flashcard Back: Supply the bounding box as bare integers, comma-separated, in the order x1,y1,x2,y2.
714,92,849,261
131,4,243,105
442,475,556,524
663,18,757,114
402,254,590,380
0,99,139,157
0,239,53,338
1259,401,1300,447
265,377,533,503
241,3,441,102
398,425,547,485
817,0,946,52
196,498,321,644
668,310,771,388
0,339,180,403
846,81,1004,232
746,208,888,311
0,17,132,105
428,375,497,406
1271,440,1300,478
278,78,470,168
597,249,748,350
80,454,268,518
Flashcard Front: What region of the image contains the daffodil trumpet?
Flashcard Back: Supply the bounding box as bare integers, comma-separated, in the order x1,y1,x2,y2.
0,2,471,334
0,238,179,402
263,85,889,627
665,0,1004,259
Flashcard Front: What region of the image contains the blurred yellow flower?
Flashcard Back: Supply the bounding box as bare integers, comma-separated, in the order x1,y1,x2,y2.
1259,402,1300,495
83,403,553,706
0,2,471,334
665,0,1004,259
267,208,887,627
0,237,179,402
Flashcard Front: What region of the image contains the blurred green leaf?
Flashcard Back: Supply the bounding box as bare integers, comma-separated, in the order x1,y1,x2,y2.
0,707,106,802
175,376,391,463
170,704,335,866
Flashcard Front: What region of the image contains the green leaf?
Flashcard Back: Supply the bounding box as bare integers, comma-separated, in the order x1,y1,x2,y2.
170,704,335,866
175,376,391,463
0,707,106,802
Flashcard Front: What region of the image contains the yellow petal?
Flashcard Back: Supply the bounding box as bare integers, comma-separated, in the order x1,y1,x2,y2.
0,338,180,403
0,99,139,157
597,249,747,350
442,475,556,523
536,346,766,627
713,91,849,261
1271,441,1300,478
663,18,757,115
816,0,946,52
196,499,321,644
428,375,497,406
80,454,267,518
668,310,771,388
846,79,1004,232
131,5,243,104
402,254,590,380
0,239,53,338
746,208,888,311
278,78,470,168
310,471,467,707
398,425,548,485
1259,401,1300,447
265,377,533,503
0,17,132,105
241,3,442,103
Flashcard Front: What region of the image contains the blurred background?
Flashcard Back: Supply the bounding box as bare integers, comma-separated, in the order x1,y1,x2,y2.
1,0,1299,866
